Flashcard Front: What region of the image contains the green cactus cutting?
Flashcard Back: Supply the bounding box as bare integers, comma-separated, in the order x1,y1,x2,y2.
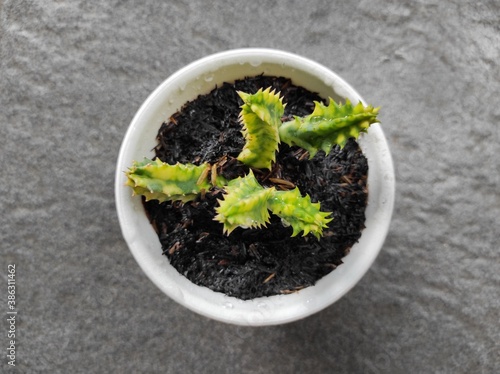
236,88,284,170
268,188,333,239
215,171,332,238
125,86,380,239
214,171,274,235
125,158,211,203
279,98,380,158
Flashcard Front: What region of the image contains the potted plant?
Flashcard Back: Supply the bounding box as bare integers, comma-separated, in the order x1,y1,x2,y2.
115,49,394,326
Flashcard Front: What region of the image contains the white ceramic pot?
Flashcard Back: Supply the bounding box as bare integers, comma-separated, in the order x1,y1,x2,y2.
115,48,395,326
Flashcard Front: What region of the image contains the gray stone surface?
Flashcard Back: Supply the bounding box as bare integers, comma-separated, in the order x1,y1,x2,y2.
1,0,499,373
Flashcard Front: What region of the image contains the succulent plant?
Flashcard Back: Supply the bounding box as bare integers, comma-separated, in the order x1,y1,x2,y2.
125,158,211,203
236,88,283,170
279,99,380,158
267,188,333,239
125,86,380,239
214,171,274,235
213,171,332,238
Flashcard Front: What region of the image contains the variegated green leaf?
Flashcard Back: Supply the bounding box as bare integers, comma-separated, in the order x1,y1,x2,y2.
268,188,333,239
214,171,274,235
215,171,332,238
279,98,379,158
236,88,284,170
125,158,211,203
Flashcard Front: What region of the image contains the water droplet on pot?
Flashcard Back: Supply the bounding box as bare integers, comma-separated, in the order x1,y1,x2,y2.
249,60,262,67
247,311,265,325
166,285,185,302
204,74,214,82
304,297,316,309
222,301,234,309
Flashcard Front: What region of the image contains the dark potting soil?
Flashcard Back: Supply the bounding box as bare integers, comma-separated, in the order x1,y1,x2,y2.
143,75,368,300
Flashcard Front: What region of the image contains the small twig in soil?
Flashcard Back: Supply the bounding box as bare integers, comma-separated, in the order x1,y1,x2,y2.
167,241,182,255
263,273,276,284
280,286,305,294
197,166,210,185
210,163,218,187
268,177,296,190
341,175,352,184
196,232,210,243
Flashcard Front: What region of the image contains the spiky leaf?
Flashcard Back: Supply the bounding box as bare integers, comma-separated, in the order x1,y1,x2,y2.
215,172,332,239
279,98,379,158
268,188,333,239
214,171,274,235
236,88,284,169
125,158,211,203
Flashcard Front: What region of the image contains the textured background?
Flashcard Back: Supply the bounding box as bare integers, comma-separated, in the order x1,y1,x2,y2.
1,1,499,373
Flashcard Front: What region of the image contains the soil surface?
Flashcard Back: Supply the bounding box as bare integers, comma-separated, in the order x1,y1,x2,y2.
143,75,368,300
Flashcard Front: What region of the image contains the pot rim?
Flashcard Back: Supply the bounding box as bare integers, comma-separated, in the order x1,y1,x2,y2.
115,48,395,326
